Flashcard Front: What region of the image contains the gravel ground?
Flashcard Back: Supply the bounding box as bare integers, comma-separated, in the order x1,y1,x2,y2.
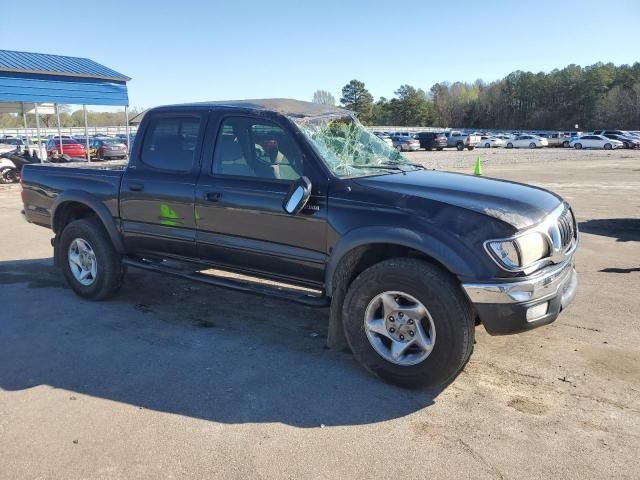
0,149,639,479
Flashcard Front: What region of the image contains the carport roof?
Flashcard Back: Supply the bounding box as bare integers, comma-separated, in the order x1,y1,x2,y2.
0,49,130,106
0,49,130,82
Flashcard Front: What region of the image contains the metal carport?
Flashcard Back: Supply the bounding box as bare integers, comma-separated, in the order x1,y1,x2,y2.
0,49,131,161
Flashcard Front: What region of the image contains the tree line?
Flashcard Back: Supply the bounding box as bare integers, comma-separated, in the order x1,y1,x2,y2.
314,62,640,130
0,106,143,130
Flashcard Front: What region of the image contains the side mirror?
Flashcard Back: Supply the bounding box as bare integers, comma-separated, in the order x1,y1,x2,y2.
283,176,312,215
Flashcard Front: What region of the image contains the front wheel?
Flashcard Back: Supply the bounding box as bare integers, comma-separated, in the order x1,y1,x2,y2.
506,142,514,149
574,143,583,149
529,142,536,149
0,167,17,184
342,258,474,388
485,143,491,148
467,146,474,151
563,140,570,148
604,143,612,150
59,217,126,300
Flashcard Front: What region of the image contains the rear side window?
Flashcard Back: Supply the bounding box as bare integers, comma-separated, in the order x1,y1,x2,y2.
141,116,202,171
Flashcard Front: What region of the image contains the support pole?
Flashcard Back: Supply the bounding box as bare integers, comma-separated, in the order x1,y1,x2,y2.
125,105,130,158
22,102,30,151
55,104,64,156
83,105,90,162
34,102,43,163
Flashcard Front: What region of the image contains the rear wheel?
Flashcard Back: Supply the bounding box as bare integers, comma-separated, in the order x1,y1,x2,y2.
506,142,514,149
437,147,443,151
485,143,491,148
467,146,474,151
563,140,570,148
456,143,464,151
604,143,612,150
342,258,474,388
574,143,583,149
59,217,126,300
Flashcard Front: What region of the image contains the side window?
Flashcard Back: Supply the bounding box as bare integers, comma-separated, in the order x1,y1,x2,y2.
141,116,202,171
213,117,303,181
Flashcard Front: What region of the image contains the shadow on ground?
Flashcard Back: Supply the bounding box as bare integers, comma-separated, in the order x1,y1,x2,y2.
579,218,640,242
0,258,442,427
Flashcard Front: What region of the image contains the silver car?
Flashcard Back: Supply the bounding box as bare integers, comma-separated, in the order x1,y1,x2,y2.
92,137,128,160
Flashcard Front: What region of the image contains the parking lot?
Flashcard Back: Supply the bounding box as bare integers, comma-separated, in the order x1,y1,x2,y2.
1,148,639,479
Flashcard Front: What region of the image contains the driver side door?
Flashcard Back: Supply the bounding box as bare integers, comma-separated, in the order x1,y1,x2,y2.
194,113,329,287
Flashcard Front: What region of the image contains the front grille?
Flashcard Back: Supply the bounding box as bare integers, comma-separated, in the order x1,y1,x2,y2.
557,208,576,249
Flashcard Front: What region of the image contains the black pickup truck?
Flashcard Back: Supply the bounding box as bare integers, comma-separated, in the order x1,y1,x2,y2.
21,99,578,388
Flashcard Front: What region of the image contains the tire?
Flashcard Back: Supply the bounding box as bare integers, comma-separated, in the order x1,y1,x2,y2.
3,168,18,183
563,141,570,148
485,143,491,148
59,217,126,300
574,143,582,149
456,143,464,151
604,143,612,150
342,258,474,389
506,142,514,149
437,147,443,151
0,167,13,184
529,142,536,149
467,146,474,151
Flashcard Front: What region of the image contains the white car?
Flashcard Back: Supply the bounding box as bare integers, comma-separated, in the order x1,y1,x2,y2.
569,135,624,150
505,135,549,149
476,136,504,148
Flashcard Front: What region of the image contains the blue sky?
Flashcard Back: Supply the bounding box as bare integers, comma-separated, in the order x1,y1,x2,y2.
2,0,639,110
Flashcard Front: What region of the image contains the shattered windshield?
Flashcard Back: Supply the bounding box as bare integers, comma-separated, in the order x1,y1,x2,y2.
292,114,421,177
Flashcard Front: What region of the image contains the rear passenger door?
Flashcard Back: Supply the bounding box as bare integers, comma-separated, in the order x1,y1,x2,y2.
119,111,206,257
194,113,328,287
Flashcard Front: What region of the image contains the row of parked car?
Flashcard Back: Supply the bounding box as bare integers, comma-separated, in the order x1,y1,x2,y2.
0,133,133,160
373,131,481,152
372,129,640,151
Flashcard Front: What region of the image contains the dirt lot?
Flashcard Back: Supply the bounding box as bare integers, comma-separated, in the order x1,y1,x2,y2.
1,149,639,479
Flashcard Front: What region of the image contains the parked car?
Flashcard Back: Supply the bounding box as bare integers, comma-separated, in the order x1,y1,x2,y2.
374,133,394,148
90,137,128,160
415,132,447,151
0,137,26,146
602,133,640,149
541,132,570,148
46,138,87,159
21,99,578,389
476,136,504,148
444,131,480,151
505,135,549,149
390,135,420,152
569,135,624,150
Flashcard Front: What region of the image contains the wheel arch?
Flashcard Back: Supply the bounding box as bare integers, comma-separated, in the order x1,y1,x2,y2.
51,191,125,254
325,226,476,297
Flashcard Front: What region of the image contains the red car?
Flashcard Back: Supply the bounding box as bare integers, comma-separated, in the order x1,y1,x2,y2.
46,139,87,159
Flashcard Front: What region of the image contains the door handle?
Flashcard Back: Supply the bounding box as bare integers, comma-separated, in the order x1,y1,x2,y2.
205,191,222,202
129,183,144,192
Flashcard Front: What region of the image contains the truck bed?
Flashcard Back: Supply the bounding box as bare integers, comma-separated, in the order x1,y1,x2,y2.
21,161,126,229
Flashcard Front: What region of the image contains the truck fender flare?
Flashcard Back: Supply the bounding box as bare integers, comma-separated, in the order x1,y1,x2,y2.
324,226,477,296
51,190,125,253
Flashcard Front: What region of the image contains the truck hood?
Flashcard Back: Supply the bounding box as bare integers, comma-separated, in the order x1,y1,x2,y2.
356,170,562,230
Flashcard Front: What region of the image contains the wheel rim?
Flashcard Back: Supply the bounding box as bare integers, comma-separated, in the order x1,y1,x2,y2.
604,143,611,150
364,291,436,366
529,143,536,149
68,238,98,286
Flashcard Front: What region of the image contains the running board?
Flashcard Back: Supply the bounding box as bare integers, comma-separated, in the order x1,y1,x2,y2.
122,257,330,307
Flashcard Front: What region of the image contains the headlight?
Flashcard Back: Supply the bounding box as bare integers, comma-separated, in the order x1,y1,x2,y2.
487,232,549,269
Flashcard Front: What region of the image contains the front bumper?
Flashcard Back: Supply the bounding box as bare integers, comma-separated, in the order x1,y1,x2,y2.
462,259,577,335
